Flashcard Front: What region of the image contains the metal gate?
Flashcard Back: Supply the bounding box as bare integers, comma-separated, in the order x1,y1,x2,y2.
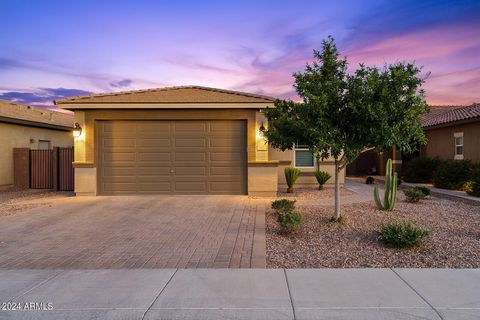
29,147,74,191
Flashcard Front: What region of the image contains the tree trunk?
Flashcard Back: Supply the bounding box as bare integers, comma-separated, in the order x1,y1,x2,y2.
334,159,340,221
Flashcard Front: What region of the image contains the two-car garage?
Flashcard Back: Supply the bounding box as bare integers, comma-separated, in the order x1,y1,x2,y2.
97,120,247,195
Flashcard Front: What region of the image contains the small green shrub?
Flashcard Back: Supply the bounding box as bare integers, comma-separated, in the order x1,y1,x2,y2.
414,186,430,196
380,221,429,249
284,167,301,193
402,157,441,183
315,171,331,189
277,211,303,233
365,176,374,184
271,199,296,212
433,160,472,190
466,168,480,197
328,214,345,223
403,189,425,203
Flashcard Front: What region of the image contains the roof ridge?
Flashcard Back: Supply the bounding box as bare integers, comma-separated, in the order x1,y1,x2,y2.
54,85,275,104
0,99,73,116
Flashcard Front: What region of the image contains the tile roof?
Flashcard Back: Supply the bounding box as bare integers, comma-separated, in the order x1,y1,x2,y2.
54,85,276,104
423,103,480,128
0,99,73,129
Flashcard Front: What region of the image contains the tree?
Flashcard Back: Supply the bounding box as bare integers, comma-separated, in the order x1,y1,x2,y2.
263,36,430,221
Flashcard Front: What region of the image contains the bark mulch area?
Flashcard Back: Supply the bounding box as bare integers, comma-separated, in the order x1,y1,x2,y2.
0,188,73,217
266,195,480,268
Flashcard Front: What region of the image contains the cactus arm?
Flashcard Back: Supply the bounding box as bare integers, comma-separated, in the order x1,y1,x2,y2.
373,186,384,210
388,173,398,211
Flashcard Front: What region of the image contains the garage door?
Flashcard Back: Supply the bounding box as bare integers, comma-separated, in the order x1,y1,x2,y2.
97,120,247,195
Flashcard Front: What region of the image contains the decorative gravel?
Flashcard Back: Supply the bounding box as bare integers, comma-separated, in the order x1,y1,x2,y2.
0,189,72,217
266,195,480,268
249,187,354,200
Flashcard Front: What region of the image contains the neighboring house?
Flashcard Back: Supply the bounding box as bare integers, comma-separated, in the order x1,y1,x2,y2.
0,99,74,189
421,103,480,162
346,103,480,176
55,86,344,196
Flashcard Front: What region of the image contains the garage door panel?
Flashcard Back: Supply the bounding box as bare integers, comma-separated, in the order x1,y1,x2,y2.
137,167,171,176
98,120,246,195
139,183,171,192
174,166,206,176
103,167,136,176
137,139,170,147
103,152,136,162
175,152,206,161
175,138,206,147
137,152,171,161
174,182,206,192
104,138,136,148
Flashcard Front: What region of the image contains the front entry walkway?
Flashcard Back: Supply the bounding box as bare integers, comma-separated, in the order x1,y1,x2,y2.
0,196,266,268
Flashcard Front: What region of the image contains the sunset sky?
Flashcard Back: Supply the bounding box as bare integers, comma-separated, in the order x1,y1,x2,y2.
0,0,479,108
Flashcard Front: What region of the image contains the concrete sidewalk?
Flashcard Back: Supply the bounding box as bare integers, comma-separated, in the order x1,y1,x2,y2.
1,269,479,319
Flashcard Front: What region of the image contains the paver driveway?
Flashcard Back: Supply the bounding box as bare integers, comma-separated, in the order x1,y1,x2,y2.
0,195,266,268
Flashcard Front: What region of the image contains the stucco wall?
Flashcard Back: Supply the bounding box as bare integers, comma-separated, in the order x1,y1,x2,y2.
0,122,73,188
424,121,480,163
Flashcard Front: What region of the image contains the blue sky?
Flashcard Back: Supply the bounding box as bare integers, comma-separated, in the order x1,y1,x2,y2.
0,0,479,108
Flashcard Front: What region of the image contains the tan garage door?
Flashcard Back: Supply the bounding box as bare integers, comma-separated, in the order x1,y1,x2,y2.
97,120,247,195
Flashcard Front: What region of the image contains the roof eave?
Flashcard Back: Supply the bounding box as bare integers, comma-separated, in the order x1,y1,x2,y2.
56,102,275,110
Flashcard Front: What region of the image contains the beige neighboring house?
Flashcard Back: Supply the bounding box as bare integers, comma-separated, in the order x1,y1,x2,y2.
55,86,344,196
0,99,74,189
421,103,480,162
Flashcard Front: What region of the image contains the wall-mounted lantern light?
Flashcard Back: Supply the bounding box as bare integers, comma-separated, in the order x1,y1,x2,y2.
73,122,82,138
259,122,266,132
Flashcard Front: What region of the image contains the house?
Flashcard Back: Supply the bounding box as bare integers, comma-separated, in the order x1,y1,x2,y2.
55,86,344,196
0,99,74,189
346,103,480,176
421,103,480,162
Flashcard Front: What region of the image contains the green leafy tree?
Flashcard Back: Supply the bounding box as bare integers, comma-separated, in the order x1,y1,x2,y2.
263,36,429,221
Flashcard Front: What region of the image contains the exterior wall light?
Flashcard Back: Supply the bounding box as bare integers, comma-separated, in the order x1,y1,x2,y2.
259,122,266,132
73,122,82,138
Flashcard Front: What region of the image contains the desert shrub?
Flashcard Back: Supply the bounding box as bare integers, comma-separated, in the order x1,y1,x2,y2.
466,167,480,197
402,157,441,183
365,176,375,184
380,221,430,249
271,199,296,212
315,171,331,189
414,186,430,196
277,211,303,233
284,167,301,193
433,160,472,190
403,189,425,203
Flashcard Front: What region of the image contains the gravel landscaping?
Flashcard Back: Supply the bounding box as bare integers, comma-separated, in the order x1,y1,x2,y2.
0,188,72,217
267,194,480,268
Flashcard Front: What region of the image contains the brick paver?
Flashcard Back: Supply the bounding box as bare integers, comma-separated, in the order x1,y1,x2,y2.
0,195,266,269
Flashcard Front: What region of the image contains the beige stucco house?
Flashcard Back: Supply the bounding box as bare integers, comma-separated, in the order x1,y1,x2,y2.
55,86,344,196
0,99,74,189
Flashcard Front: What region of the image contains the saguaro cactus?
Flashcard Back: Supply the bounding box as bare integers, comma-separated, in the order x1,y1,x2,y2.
374,158,397,211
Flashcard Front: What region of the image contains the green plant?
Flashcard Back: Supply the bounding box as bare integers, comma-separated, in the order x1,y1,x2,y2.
414,186,430,196
271,199,296,212
466,168,480,197
380,221,429,248
277,211,303,233
403,189,425,203
365,176,375,184
284,167,301,193
433,160,472,190
328,214,345,223
374,158,397,211
263,36,429,221
315,170,331,189
402,157,441,183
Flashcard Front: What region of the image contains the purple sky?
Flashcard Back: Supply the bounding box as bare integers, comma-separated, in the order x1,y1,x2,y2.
0,0,479,108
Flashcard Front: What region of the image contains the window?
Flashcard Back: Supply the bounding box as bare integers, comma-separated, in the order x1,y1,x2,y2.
454,132,463,160
294,144,314,167
38,140,51,150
